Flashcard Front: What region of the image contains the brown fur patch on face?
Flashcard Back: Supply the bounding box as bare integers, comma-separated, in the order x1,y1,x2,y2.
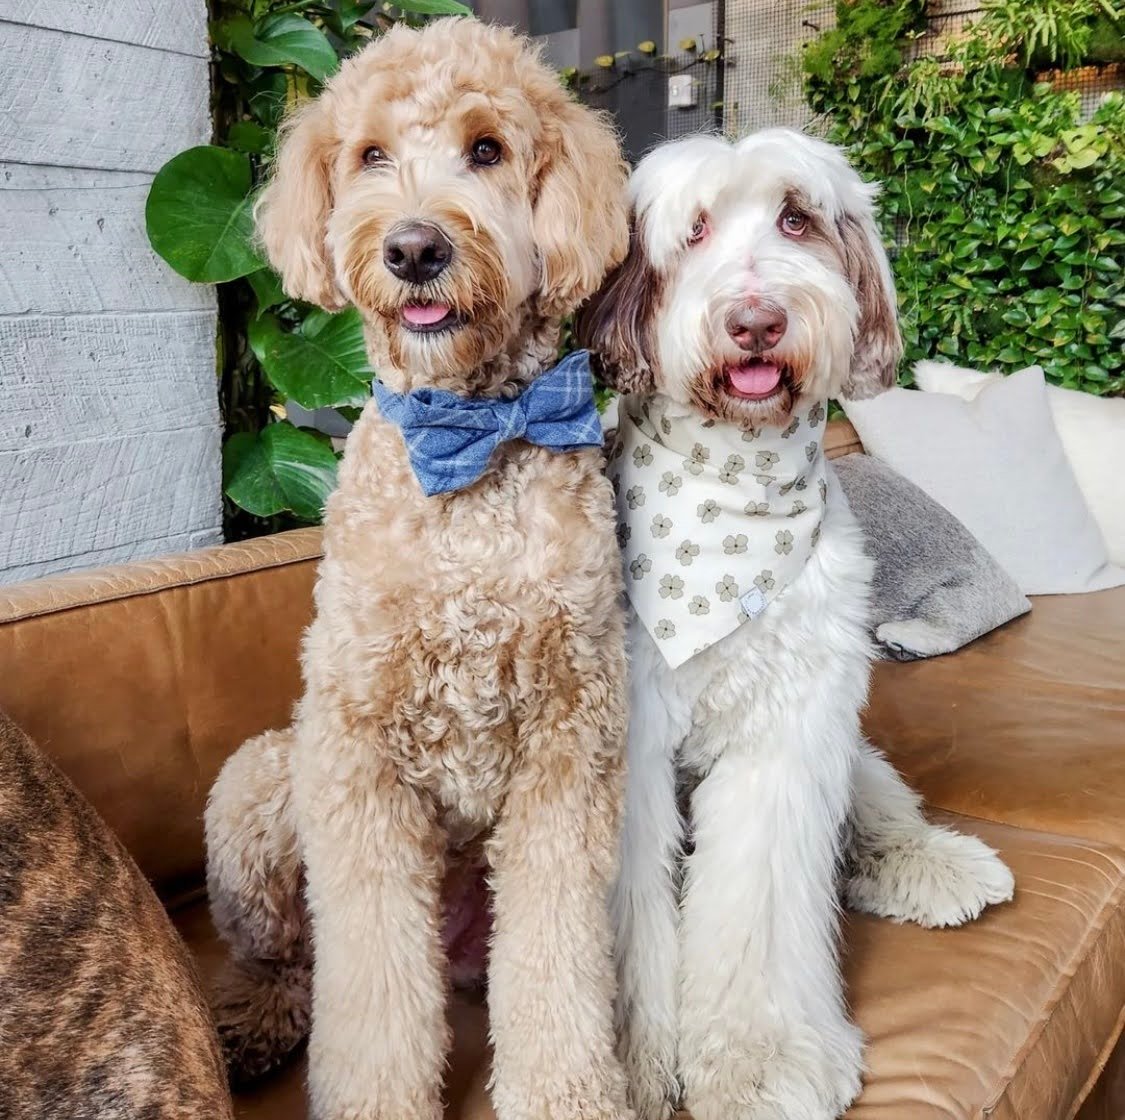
836,212,902,398
781,187,901,399
575,218,661,395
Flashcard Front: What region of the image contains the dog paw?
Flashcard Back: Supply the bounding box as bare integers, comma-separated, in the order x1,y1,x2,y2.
847,824,1015,928
682,1019,863,1120
618,1013,678,1120
620,1035,678,1120
491,1069,635,1120
875,619,950,660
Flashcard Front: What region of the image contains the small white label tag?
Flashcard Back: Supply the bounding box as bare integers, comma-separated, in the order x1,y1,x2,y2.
739,586,767,618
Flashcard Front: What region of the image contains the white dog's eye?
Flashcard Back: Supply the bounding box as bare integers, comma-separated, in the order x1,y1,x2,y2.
470,137,503,167
362,145,387,167
779,207,809,237
688,214,709,245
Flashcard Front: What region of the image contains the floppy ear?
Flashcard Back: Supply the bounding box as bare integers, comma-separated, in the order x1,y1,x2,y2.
531,93,630,317
837,203,902,400
574,218,659,395
254,98,345,311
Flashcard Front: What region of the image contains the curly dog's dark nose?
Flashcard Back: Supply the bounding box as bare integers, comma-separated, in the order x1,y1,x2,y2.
383,223,453,285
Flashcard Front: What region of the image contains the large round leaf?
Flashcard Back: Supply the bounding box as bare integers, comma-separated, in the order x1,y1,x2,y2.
224,422,339,521
212,14,339,81
146,146,264,282
249,307,375,409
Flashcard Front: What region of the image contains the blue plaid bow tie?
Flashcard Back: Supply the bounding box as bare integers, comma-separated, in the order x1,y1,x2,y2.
371,349,603,497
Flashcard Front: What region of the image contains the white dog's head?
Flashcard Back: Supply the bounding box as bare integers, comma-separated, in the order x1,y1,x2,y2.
577,128,902,427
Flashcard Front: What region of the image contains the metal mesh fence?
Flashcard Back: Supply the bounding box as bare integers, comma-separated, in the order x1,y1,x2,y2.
569,3,1122,161
574,52,726,163
720,0,832,135
720,0,1124,136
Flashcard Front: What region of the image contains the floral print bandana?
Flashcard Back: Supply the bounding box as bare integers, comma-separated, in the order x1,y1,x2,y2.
607,393,828,669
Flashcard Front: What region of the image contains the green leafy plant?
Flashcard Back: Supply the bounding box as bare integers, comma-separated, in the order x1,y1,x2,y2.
146,0,469,535
801,0,1125,396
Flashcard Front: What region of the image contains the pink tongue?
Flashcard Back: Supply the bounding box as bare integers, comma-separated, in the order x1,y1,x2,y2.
728,361,782,396
402,302,452,326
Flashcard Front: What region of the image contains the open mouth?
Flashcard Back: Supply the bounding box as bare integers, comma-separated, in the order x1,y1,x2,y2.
400,301,460,334
723,358,788,401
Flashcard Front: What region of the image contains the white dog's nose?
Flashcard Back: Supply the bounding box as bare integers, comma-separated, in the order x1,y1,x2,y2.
727,305,787,351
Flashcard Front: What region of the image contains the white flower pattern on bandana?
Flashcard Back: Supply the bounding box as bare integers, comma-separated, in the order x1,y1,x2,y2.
716,575,740,601
607,393,827,668
697,499,720,523
676,540,701,565
630,555,652,580
684,443,710,475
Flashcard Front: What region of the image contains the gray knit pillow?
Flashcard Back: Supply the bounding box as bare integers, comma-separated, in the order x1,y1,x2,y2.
833,453,1031,661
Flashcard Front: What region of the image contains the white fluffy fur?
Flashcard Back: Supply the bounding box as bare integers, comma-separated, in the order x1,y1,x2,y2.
608,130,1015,1120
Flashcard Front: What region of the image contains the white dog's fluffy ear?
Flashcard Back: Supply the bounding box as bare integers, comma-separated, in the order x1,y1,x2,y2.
574,218,659,394
838,193,902,400
254,98,345,311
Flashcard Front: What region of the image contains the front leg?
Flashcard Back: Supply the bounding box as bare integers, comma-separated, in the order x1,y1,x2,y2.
611,626,692,1120
679,712,863,1120
487,694,632,1120
846,740,1014,928
292,702,448,1120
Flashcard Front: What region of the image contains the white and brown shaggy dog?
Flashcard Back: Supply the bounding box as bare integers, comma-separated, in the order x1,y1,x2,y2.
205,19,634,1120
577,129,1015,1120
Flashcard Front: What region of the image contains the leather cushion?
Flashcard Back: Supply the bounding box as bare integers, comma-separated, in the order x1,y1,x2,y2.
174,813,1125,1120
0,530,321,896
865,587,1125,850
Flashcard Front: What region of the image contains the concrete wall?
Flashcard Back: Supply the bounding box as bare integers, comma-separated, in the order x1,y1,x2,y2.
0,2,221,584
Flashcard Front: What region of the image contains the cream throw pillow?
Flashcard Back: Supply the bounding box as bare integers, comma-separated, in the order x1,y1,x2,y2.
914,360,1125,565
842,367,1125,595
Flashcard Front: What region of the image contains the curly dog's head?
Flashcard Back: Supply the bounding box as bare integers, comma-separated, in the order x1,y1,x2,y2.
256,18,629,393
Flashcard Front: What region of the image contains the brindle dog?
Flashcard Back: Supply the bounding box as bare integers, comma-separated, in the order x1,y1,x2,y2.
0,710,233,1120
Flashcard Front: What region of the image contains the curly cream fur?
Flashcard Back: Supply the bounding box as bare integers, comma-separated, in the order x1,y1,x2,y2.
206,18,632,1120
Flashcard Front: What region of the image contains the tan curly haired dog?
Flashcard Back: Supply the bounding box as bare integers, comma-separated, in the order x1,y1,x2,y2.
204,17,633,1120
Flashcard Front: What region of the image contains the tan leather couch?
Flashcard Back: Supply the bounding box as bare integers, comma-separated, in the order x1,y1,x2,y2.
2,421,1122,1120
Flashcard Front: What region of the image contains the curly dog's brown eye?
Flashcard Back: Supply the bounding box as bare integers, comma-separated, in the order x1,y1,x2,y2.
362,145,386,167
470,137,502,166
